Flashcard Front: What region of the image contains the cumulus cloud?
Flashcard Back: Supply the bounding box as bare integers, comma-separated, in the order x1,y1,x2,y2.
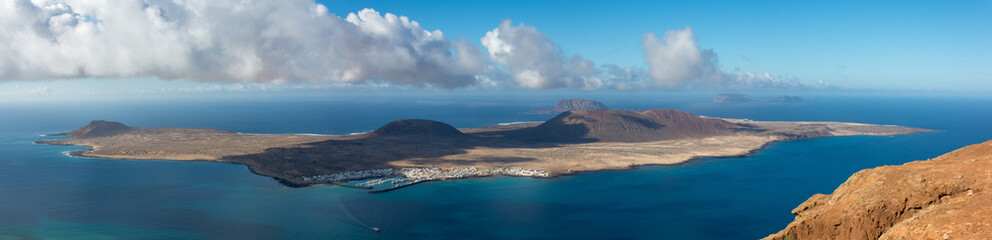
481,20,603,89
642,27,722,88
640,27,811,90
0,0,813,91
0,0,484,88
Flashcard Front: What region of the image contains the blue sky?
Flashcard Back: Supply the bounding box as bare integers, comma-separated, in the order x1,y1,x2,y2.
0,0,989,100
322,0,991,90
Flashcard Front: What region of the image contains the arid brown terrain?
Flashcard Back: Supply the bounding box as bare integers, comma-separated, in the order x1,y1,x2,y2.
38,109,931,186
764,140,992,240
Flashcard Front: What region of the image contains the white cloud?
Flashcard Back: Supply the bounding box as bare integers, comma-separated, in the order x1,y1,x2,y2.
642,27,722,88
640,27,813,90
0,1,813,91
0,0,484,88
481,20,603,89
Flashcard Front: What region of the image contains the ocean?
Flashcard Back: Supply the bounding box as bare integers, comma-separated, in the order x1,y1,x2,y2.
1,93,989,239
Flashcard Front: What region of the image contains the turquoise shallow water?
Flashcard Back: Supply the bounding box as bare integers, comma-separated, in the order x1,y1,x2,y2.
1,94,989,239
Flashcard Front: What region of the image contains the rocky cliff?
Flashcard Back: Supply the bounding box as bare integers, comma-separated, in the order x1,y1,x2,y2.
765,140,992,240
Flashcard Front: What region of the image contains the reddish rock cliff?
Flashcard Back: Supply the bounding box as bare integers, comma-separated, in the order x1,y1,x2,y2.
765,140,992,240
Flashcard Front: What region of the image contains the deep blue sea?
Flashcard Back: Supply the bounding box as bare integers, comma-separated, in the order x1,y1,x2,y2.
1,93,990,239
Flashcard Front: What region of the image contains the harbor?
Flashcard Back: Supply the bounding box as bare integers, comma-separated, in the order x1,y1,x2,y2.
302,167,550,193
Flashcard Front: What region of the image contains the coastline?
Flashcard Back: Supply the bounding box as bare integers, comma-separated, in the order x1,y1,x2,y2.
41,137,780,191
296,136,806,192
35,116,934,192
43,134,880,192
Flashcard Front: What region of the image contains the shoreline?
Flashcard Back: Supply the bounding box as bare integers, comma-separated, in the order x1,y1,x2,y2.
346,135,900,193
38,133,929,191
342,139,783,194
35,116,935,192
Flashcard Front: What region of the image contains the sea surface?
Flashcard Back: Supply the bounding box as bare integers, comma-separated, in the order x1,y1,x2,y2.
1,93,990,239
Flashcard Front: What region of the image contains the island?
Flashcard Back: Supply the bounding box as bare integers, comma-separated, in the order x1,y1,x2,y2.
765,139,992,240
37,109,932,192
714,93,807,103
528,98,608,113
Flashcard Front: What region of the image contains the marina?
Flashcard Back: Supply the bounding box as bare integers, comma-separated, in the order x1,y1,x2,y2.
304,167,551,193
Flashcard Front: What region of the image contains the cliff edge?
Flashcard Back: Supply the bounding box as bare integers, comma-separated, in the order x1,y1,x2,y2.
765,140,992,240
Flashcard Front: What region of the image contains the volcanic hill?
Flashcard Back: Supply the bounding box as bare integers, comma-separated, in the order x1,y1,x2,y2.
513,109,742,142
369,119,467,138
60,120,132,138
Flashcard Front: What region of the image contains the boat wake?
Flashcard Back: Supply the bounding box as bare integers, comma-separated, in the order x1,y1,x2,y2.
337,200,380,233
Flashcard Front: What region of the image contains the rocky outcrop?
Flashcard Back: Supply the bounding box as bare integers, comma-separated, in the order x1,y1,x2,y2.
765,140,992,240
60,120,131,138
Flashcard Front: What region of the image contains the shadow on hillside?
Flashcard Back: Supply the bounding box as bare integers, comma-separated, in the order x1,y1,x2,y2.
222,125,592,179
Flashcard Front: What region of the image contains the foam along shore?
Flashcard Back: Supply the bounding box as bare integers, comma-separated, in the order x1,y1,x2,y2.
36,109,934,190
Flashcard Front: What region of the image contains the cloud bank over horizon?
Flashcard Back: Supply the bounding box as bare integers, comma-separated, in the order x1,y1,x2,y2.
0,0,814,91
0,0,484,88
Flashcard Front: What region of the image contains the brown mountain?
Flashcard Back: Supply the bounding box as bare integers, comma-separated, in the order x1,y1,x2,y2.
513,109,743,142
368,119,467,138
765,140,992,240
529,99,608,113
60,120,131,138
552,98,608,112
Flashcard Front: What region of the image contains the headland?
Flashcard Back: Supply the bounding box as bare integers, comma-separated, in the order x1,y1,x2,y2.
765,139,992,240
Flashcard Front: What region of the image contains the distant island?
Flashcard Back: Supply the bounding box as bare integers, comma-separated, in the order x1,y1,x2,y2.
765,139,992,240
528,98,608,113
38,109,932,192
714,93,807,103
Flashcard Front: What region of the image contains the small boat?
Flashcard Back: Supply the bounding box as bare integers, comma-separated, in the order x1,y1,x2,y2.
371,227,380,232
